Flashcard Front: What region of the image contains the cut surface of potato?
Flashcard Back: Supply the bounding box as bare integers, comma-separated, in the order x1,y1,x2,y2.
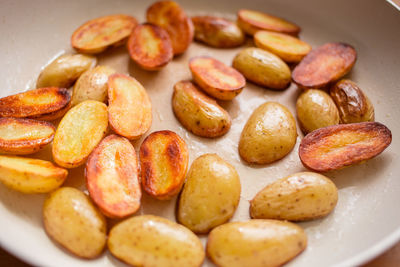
299,122,392,172
189,56,245,100
108,74,152,140
71,14,138,54
140,130,188,200
147,1,194,55
0,155,67,193
292,42,357,89
52,100,108,168
127,23,173,70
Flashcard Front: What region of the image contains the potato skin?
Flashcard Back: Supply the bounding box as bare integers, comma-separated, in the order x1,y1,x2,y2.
250,172,338,221
43,187,107,258
239,102,297,164
177,153,241,234
140,130,188,200
172,80,231,138
206,219,307,267
108,215,205,267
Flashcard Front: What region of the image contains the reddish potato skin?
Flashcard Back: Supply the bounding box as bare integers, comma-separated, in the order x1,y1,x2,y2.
299,122,392,172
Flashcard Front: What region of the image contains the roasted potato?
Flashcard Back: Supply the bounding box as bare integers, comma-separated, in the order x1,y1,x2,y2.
232,47,291,89
177,153,241,233
292,42,357,89
52,100,108,168
43,187,107,258
239,102,297,164
250,172,338,221
299,122,392,172
108,73,152,140
206,219,307,267
147,1,194,55
140,130,188,200
86,135,141,218
71,14,138,54
192,16,245,48
108,215,205,267
189,56,246,100
37,54,97,88
172,80,231,138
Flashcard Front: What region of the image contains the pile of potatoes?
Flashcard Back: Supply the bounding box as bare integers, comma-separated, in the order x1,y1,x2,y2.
0,1,393,267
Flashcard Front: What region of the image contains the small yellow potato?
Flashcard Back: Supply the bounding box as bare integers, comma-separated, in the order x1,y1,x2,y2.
108,74,152,140
232,47,291,89
239,102,297,164
206,219,307,267
250,172,338,221
177,153,241,234
71,65,116,106
0,155,67,194
172,80,231,138
296,89,340,134
37,54,97,88
43,187,107,258
52,100,108,168
254,30,311,63
108,215,205,267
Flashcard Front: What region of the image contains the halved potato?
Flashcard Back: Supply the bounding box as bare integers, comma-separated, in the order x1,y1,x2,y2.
299,122,392,172
237,9,300,36
71,14,138,54
127,23,173,70
0,118,55,155
147,1,194,55
0,155,67,193
189,56,246,100
292,42,357,89
139,130,188,200
0,87,71,121
52,100,108,168
108,74,152,140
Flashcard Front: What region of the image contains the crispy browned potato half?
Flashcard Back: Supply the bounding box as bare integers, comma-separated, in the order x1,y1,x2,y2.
0,87,71,121
108,74,152,140
299,122,392,172
147,1,194,55
0,118,55,155
292,42,357,89
192,16,245,48
71,14,138,54
237,9,300,36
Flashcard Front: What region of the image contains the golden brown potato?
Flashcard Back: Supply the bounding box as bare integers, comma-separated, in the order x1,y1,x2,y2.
177,153,241,234
250,172,338,221
37,54,97,88
127,23,173,70
254,30,311,63
71,14,138,54
192,16,245,48
172,80,231,138
108,74,152,140
140,130,188,200
147,1,194,55
237,9,300,36
86,134,141,218
330,79,375,123
52,100,108,168
292,43,357,89
299,122,392,172
206,219,307,267
296,89,340,134
239,102,297,164
232,47,291,89
189,56,246,100
108,215,205,267
43,187,107,258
